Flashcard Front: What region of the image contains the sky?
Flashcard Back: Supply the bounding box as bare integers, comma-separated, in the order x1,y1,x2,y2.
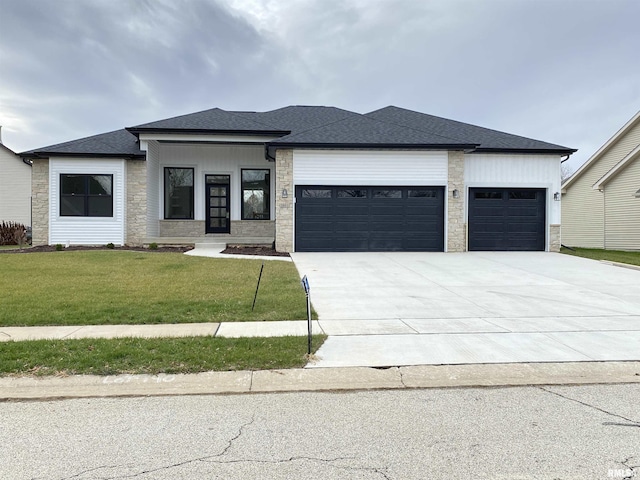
0,0,638,174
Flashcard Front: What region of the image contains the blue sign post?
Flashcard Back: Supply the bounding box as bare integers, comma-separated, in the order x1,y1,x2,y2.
301,275,311,355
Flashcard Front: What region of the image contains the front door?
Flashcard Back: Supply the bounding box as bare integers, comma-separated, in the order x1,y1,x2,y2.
206,175,230,234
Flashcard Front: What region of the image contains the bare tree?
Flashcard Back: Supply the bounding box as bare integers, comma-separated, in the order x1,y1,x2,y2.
561,164,573,183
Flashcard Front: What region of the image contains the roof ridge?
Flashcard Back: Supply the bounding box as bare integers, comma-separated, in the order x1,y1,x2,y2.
268,109,360,141
223,109,285,130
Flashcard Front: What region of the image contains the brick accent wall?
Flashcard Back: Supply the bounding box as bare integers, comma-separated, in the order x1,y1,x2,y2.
31,159,49,246
549,224,561,252
231,220,275,237
275,149,294,252
126,160,147,246
447,151,466,252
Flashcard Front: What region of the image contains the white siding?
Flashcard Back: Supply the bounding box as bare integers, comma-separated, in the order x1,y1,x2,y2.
157,143,273,221
562,118,640,248
146,141,160,236
0,145,31,226
293,150,448,185
465,153,561,224
49,158,125,245
604,157,640,250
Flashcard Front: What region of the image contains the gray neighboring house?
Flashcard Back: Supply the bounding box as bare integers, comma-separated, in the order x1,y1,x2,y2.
20,106,575,252
0,130,32,227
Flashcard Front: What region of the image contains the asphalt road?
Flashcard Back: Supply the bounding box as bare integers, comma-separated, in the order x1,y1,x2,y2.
2,385,638,479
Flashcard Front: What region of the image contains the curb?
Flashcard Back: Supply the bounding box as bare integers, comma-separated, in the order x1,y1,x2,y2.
2,361,639,402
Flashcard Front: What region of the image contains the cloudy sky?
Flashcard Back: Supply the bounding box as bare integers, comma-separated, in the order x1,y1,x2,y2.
1,0,638,173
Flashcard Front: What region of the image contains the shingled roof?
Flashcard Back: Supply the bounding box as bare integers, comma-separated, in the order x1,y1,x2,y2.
20,105,575,158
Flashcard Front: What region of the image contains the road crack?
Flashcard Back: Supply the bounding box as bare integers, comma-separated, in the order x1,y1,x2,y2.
539,387,640,426
620,456,639,480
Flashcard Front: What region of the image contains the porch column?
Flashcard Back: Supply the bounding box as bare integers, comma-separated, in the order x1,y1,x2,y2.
126,159,147,246
31,158,49,246
447,150,466,252
275,149,294,252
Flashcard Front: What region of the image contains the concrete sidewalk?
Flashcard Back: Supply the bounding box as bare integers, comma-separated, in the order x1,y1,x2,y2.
2,361,639,401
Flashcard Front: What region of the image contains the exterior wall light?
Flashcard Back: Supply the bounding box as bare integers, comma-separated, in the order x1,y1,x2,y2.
452,189,460,199
282,188,288,198
554,192,561,201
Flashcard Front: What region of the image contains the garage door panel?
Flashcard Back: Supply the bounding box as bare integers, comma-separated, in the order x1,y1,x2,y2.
469,188,545,251
295,186,444,252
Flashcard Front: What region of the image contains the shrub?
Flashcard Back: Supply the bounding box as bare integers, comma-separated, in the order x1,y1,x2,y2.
148,242,158,250
55,244,63,251
106,243,115,249
0,221,27,246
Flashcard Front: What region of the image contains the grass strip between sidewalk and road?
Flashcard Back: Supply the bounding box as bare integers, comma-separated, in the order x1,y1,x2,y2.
0,250,314,326
0,335,327,377
560,247,640,267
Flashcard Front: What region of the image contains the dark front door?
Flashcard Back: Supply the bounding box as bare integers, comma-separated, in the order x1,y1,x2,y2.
206,175,230,234
468,188,546,251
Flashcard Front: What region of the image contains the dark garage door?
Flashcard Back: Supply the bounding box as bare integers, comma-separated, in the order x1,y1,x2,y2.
468,188,546,251
295,186,445,252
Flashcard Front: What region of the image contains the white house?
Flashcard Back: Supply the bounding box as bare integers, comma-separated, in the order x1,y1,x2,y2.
21,106,575,252
0,131,32,227
562,111,640,250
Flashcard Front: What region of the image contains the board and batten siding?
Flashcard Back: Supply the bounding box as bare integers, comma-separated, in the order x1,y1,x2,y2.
145,141,160,237
293,150,448,185
156,143,273,221
464,153,562,224
0,145,31,226
49,158,126,245
562,119,640,248
604,158,640,250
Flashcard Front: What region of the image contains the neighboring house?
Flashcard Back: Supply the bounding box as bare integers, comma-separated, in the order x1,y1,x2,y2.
20,106,575,252
562,111,640,250
0,130,32,227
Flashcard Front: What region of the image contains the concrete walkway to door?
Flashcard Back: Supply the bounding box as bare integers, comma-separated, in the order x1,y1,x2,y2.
290,252,640,368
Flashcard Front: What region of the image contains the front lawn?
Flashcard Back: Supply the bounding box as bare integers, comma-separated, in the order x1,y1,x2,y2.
0,335,326,376
0,251,311,326
560,247,640,267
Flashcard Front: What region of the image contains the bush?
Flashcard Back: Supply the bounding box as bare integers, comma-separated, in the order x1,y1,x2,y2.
55,244,63,251
0,221,27,246
106,243,115,249
148,242,158,250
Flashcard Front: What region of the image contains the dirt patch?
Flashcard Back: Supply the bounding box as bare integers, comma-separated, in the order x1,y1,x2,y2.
222,245,290,257
0,245,193,254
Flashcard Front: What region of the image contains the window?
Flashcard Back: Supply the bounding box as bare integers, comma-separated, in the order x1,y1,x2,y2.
164,168,194,219
60,174,113,217
509,191,537,200
241,169,270,220
408,189,437,198
301,189,332,198
474,191,502,200
337,189,367,198
373,189,402,198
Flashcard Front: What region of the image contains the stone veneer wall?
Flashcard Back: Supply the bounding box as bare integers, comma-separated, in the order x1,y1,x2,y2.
231,220,275,237
447,151,466,252
159,220,205,237
125,160,147,246
275,149,294,252
31,158,49,246
549,224,561,252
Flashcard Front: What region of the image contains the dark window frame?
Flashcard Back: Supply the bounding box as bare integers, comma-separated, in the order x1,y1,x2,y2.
241,168,271,220
60,174,114,217
164,167,194,220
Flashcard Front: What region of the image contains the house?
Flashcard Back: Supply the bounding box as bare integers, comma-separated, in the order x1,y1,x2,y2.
562,111,640,250
0,129,32,227
20,106,575,252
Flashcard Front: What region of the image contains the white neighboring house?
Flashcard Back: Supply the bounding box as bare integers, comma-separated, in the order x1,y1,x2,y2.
0,131,32,227
562,111,640,250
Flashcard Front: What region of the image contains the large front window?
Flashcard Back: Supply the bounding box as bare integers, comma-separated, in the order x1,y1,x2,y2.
241,169,270,220
60,174,113,217
164,168,194,219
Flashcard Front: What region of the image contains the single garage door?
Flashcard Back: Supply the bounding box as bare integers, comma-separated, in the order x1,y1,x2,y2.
295,186,445,252
468,188,546,251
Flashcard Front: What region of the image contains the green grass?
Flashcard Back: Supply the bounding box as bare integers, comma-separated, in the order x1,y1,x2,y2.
0,251,313,326
0,335,327,376
560,247,640,266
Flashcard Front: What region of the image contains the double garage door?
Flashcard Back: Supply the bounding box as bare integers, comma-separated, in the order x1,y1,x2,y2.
295,186,445,252
295,186,546,252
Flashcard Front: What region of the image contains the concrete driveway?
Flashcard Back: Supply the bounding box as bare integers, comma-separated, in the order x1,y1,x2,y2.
291,252,640,367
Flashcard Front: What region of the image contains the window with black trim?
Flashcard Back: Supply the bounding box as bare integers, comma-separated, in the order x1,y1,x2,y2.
337,189,367,198
164,168,194,219
241,169,270,220
60,174,113,217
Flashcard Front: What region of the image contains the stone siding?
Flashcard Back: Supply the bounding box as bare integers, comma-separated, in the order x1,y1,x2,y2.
275,149,294,252
549,224,561,252
31,159,49,246
125,160,147,246
447,151,466,252
159,220,205,237
231,220,275,237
